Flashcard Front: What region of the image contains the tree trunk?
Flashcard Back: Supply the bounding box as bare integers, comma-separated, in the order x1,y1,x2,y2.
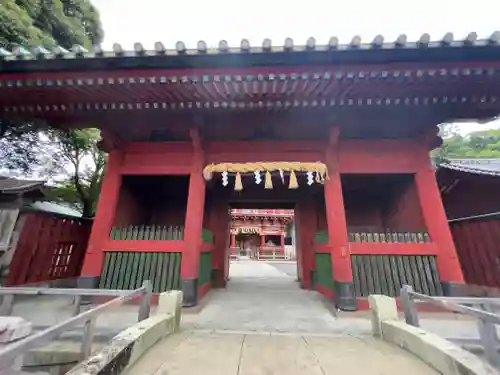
81,199,93,218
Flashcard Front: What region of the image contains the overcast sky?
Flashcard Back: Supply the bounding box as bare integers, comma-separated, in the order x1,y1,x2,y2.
91,0,500,133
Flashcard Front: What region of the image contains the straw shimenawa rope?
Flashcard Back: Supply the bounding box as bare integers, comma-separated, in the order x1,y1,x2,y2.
202,162,329,183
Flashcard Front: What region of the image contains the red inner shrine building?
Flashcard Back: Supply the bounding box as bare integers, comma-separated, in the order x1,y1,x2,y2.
1,33,500,310
229,209,294,259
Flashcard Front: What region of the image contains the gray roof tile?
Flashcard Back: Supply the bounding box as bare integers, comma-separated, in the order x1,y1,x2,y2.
1,32,499,61
440,159,500,176
0,176,45,194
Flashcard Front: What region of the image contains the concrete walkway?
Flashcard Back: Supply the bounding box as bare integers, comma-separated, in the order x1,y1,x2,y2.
6,260,486,374
193,260,347,334
124,261,439,374
126,330,438,375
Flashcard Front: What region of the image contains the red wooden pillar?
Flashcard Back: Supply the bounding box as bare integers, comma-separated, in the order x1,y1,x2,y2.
223,205,231,282
415,167,464,295
280,234,285,254
294,217,304,282
296,199,315,289
324,128,356,310
211,200,229,288
80,151,123,288
324,170,356,310
231,234,236,248
180,147,206,306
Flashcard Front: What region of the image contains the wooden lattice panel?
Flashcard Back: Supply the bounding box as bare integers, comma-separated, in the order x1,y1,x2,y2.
351,255,442,297
99,251,181,293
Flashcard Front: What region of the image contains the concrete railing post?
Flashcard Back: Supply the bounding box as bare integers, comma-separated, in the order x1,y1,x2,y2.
0,295,14,317
80,318,95,358
0,317,32,374
72,295,82,316
367,295,398,338
400,285,420,327
477,303,500,368
138,280,153,322
157,290,183,332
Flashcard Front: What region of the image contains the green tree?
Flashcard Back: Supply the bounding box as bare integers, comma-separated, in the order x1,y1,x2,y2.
46,129,107,218
0,0,103,50
0,1,106,216
0,0,104,174
432,126,500,164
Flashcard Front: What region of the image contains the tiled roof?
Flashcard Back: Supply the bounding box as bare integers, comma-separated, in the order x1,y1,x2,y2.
1,32,500,74
1,32,499,60
28,201,82,219
440,159,500,176
0,176,46,195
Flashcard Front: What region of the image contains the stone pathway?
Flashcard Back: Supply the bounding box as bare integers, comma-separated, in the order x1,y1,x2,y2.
124,260,439,374
126,331,438,375
193,260,347,334
6,260,486,374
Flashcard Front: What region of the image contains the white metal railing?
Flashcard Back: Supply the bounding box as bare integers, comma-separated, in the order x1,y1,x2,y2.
229,248,290,261
400,285,500,368
257,248,288,261
0,280,153,372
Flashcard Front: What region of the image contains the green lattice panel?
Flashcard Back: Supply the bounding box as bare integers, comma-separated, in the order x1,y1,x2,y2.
99,251,181,293
199,252,212,287
351,255,442,297
314,231,328,245
315,253,334,290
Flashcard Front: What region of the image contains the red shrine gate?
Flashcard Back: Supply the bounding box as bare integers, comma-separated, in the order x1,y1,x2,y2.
1,33,499,310
83,139,463,311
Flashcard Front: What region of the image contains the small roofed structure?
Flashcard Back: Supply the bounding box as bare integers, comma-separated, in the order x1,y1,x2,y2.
0,176,45,207
0,176,46,252
438,159,500,219
0,176,91,286
437,159,500,292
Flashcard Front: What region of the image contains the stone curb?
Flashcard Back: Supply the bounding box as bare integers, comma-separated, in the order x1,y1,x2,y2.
368,294,498,375
64,290,182,375
381,320,498,375
65,314,174,375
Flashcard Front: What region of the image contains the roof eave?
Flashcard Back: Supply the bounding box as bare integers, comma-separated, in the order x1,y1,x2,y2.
1,34,500,74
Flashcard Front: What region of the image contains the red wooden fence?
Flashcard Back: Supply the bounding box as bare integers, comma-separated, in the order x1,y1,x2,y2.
7,212,92,286
449,214,500,289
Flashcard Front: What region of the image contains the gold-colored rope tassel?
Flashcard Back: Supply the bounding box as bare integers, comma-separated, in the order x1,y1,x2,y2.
234,172,243,191
264,170,273,189
289,170,298,189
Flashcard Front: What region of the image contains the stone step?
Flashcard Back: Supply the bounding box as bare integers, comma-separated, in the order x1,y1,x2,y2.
22,340,106,375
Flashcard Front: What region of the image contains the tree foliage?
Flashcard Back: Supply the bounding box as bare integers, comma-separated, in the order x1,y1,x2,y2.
0,0,104,173
0,120,48,173
0,0,103,50
0,1,106,217
432,125,500,164
46,129,107,218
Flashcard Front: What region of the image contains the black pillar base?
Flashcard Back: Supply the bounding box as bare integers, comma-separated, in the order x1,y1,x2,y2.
334,281,357,311
441,281,466,296
181,278,198,307
77,276,100,305
211,270,227,288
